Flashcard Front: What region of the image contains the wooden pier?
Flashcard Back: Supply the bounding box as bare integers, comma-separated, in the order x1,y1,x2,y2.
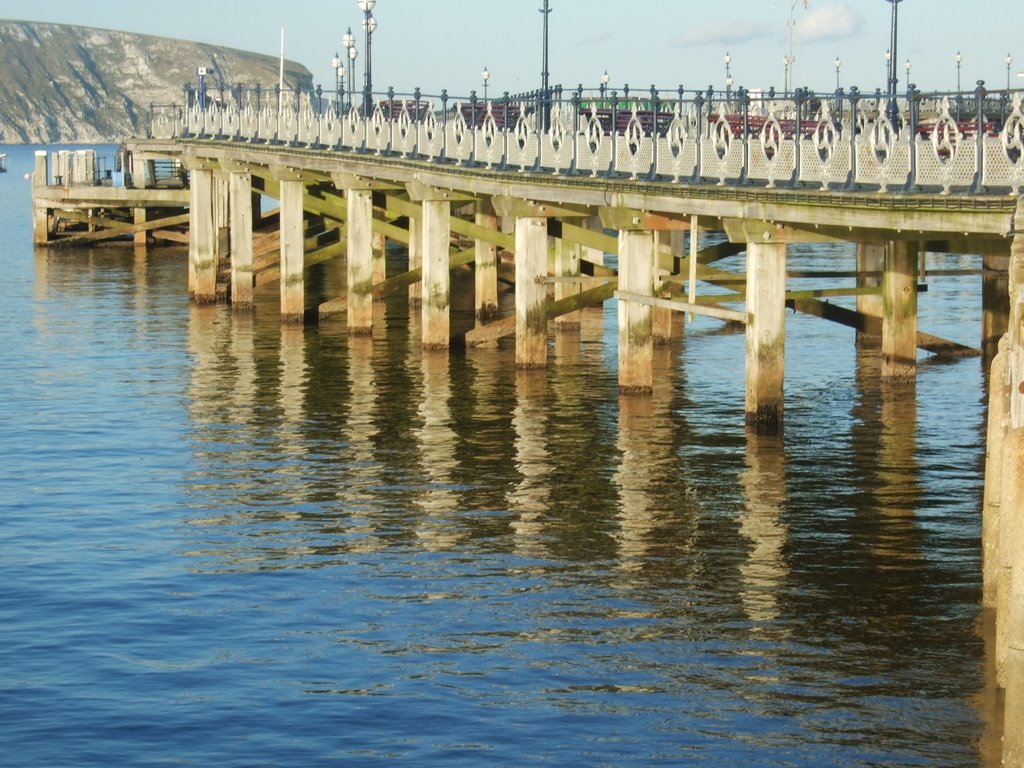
29,84,1024,764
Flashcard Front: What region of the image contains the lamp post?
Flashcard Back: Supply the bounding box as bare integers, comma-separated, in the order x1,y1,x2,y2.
539,0,552,130
834,57,841,91
600,70,609,99
348,45,358,114
342,28,355,113
482,66,490,103
783,54,791,96
1008,53,1014,91
331,53,343,114
357,0,376,117
724,51,732,99
905,58,911,82
955,50,962,92
885,0,902,125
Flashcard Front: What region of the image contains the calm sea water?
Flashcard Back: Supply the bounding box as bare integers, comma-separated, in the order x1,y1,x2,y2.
0,143,1003,767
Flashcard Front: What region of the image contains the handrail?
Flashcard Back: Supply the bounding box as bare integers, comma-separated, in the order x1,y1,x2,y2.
150,82,1024,196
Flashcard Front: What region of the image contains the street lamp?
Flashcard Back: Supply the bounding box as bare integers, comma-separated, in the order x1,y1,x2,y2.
539,0,552,130
782,54,792,96
834,57,841,91
885,0,902,125
348,45,358,114
600,70,609,98
955,50,962,92
1008,53,1014,91
357,0,376,117
331,53,343,113
482,66,490,102
905,58,911,81
342,27,355,113
724,51,732,98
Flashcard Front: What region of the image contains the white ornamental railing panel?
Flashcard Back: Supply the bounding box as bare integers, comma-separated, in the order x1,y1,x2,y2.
914,99,976,194
391,102,418,157
654,106,697,182
475,107,504,168
507,106,539,172
367,103,391,154
539,105,575,173
747,111,796,188
578,111,612,177
982,94,1024,193
798,108,851,190
701,109,744,185
446,104,473,164
854,117,911,192
420,104,445,161
614,104,654,180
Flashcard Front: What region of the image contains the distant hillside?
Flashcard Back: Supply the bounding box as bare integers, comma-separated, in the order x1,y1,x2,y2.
0,20,312,143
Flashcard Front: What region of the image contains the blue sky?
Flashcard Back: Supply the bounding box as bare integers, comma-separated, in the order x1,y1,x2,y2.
1,0,1021,98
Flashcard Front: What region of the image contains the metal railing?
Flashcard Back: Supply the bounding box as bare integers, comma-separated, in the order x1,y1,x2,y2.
149,82,1024,195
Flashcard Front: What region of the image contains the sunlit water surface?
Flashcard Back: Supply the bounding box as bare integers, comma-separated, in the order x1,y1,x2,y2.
0,144,1002,766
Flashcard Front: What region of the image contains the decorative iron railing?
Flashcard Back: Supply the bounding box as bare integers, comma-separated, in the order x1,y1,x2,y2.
149,83,1024,195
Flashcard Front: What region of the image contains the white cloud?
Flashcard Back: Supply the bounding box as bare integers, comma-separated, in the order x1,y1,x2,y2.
672,19,770,47
794,4,862,44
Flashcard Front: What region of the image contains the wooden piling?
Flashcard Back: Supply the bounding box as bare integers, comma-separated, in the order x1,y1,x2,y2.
745,242,787,432
347,189,374,334
515,217,549,369
279,179,305,321
982,251,1010,359
554,236,582,332
856,242,884,346
617,229,655,393
408,215,422,306
421,199,451,350
229,171,254,308
32,151,50,245
190,168,217,303
475,201,499,323
882,240,918,380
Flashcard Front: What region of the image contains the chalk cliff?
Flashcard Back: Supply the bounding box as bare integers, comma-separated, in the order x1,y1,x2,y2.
0,20,312,143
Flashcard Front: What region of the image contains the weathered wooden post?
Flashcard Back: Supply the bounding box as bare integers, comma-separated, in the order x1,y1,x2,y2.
617,229,655,393
982,249,1010,360
515,216,550,368
32,151,50,245
475,199,499,323
554,235,582,332
407,215,422,306
745,241,787,431
421,198,452,349
189,167,217,303
372,230,387,292
346,188,375,335
228,171,254,308
278,178,305,321
881,240,918,380
856,242,884,345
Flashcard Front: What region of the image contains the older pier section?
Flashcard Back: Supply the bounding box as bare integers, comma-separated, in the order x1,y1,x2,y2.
33,81,1024,763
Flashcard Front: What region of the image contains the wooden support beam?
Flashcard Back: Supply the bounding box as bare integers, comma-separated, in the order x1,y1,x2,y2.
745,241,787,432
882,240,919,379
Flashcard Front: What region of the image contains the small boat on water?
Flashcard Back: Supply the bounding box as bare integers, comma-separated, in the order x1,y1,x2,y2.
0,154,7,173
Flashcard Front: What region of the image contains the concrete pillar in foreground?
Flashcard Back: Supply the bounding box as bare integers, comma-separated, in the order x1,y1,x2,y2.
515,216,549,368
1000,427,1024,767
554,236,582,332
475,201,499,324
347,189,374,334
279,179,305,322
32,151,50,245
229,171,254,308
881,240,918,380
745,241,787,432
856,242,884,346
408,215,422,306
618,229,655,393
190,167,217,303
421,199,451,350
983,340,1010,609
